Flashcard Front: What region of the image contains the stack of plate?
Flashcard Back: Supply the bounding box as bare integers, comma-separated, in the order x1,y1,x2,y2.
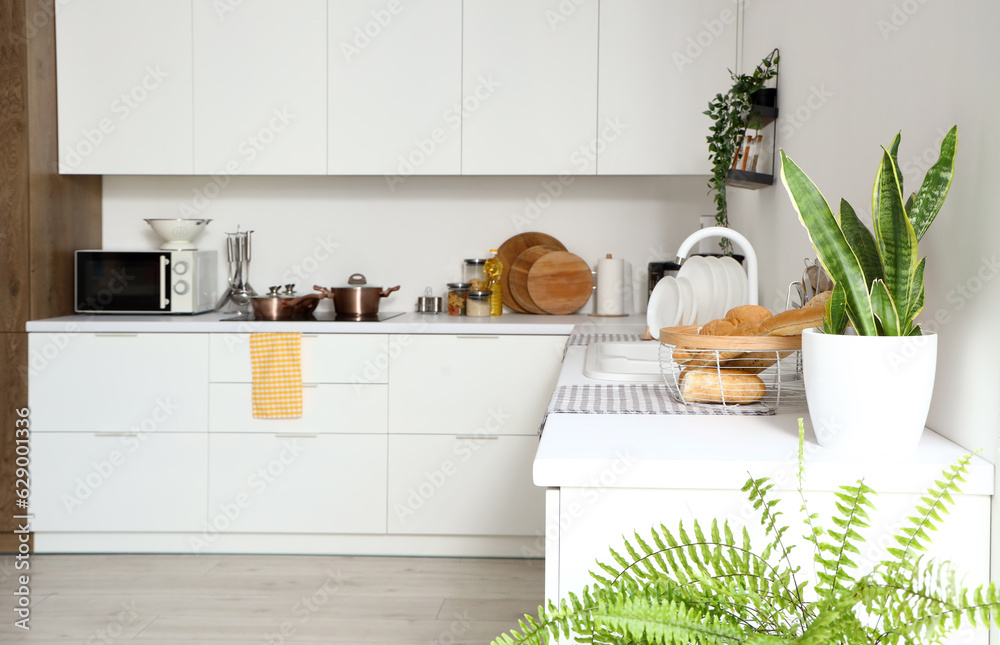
646,255,749,339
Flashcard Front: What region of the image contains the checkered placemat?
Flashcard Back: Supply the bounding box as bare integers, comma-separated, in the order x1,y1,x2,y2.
567,332,644,346
546,384,773,416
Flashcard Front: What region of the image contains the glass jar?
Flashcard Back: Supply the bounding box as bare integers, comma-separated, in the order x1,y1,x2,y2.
466,290,491,317
463,259,488,293
446,282,470,316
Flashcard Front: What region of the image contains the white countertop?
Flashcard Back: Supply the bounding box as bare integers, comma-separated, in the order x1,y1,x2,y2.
25,311,648,335
535,344,994,495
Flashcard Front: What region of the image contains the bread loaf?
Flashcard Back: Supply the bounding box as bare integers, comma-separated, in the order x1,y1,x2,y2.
699,319,736,336
679,368,766,404
724,305,772,327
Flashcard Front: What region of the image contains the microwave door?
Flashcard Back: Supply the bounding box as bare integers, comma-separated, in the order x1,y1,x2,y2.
76,251,172,313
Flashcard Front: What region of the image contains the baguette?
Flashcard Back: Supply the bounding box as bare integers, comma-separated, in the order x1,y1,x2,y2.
679,367,766,404
724,305,772,327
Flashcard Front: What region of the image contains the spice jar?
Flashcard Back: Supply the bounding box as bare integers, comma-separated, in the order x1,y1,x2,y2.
463,259,488,292
466,290,491,317
446,282,470,316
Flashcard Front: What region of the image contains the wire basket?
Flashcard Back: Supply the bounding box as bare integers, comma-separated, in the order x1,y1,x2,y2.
657,325,805,414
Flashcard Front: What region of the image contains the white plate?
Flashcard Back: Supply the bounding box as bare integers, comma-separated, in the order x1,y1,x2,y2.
704,257,729,321
719,256,747,311
646,276,681,340
677,256,715,325
676,276,697,326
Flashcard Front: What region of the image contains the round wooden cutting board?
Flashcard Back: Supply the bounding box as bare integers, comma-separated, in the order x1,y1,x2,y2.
526,251,594,315
508,245,561,314
496,233,567,312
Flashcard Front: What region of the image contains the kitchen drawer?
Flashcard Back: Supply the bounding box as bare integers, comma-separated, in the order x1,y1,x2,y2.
388,335,566,435
207,434,387,534
29,333,209,433
386,434,544,536
31,432,208,532
209,334,388,383
208,383,387,434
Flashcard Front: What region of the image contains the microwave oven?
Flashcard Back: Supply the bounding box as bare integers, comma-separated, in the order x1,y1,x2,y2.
75,250,218,314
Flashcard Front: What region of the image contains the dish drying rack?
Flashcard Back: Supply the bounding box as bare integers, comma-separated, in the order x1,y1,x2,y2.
657,325,805,414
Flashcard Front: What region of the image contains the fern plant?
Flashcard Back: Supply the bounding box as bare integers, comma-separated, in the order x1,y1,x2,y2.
493,420,997,645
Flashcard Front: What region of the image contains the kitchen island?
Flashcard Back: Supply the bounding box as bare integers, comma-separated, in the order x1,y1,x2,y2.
536,340,994,645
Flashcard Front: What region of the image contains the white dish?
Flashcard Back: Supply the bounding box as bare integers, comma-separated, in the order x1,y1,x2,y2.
677,256,715,325
704,257,729,321
719,256,747,311
646,276,681,340
676,276,697,326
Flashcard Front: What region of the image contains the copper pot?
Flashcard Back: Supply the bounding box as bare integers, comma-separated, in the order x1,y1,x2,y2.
251,286,325,321
315,274,400,316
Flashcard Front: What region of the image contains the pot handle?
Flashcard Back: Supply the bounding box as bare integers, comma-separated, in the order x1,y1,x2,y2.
379,285,401,298
348,273,367,285
313,285,334,298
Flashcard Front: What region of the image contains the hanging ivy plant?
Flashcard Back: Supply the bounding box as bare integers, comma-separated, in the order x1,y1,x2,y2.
704,49,779,253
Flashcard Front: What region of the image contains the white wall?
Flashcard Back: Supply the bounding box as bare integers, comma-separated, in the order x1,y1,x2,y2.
102,174,716,315
731,0,1000,460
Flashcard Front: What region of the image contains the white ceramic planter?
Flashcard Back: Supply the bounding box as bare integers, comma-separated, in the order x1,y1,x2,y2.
801,327,937,455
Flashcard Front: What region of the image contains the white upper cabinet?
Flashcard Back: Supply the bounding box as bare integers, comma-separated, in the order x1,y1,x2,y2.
598,0,737,174
55,0,193,174
328,0,462,175
192,0,328,175
461,0,600,175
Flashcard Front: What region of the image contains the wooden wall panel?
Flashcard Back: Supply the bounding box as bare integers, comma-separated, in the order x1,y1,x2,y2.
0,332,30,553
26,0,102,319
0,1,30,332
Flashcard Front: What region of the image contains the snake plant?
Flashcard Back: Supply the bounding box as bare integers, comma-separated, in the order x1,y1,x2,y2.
779,127,957,335
492,421,997,645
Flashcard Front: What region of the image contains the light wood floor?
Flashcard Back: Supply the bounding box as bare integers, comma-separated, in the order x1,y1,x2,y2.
0,554,545,644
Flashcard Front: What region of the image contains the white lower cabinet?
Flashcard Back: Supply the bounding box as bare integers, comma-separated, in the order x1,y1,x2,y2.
386,434,544,536
31,432,207,532
388,335,566,436
29,333,209,433
207,434,387,534
209,333,388,384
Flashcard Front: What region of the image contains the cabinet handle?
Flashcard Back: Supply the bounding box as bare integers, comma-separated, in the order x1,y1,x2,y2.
456,335,500,340
301,334,320,338
302,383,320,389
274,433,318,438
455,435,499,440
94,432,138,437
93,333,139,338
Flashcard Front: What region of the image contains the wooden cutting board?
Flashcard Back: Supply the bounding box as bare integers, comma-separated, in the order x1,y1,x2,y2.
496,233,566,312
526,251,594,315
508,245,561,314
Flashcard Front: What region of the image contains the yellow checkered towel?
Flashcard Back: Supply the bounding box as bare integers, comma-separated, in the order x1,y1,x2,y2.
250,333,303,419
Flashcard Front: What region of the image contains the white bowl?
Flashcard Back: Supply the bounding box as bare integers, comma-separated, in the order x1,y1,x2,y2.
144,219,212,250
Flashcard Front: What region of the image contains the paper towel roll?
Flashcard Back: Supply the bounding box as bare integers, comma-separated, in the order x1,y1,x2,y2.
596,255,624,315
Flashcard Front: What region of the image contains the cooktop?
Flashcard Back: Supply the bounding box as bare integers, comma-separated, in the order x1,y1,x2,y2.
222,312,406,322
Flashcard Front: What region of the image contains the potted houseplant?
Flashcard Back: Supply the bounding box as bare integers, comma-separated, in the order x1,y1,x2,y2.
492,423,997,645
779,127,957,453
704,49,779,254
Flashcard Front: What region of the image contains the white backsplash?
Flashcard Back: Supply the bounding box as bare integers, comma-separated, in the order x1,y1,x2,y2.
103,174,716,315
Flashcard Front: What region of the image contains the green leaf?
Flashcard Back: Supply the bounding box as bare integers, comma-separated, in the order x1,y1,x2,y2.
872,147,918,318
870,279,902,336
909,126,958,241
780,150,877,335
903,257,926,329
839,199,883,288
823,282,849,334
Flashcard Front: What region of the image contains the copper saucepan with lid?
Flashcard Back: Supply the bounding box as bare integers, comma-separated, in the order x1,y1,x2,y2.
315,274,400,316
251,285,325,321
